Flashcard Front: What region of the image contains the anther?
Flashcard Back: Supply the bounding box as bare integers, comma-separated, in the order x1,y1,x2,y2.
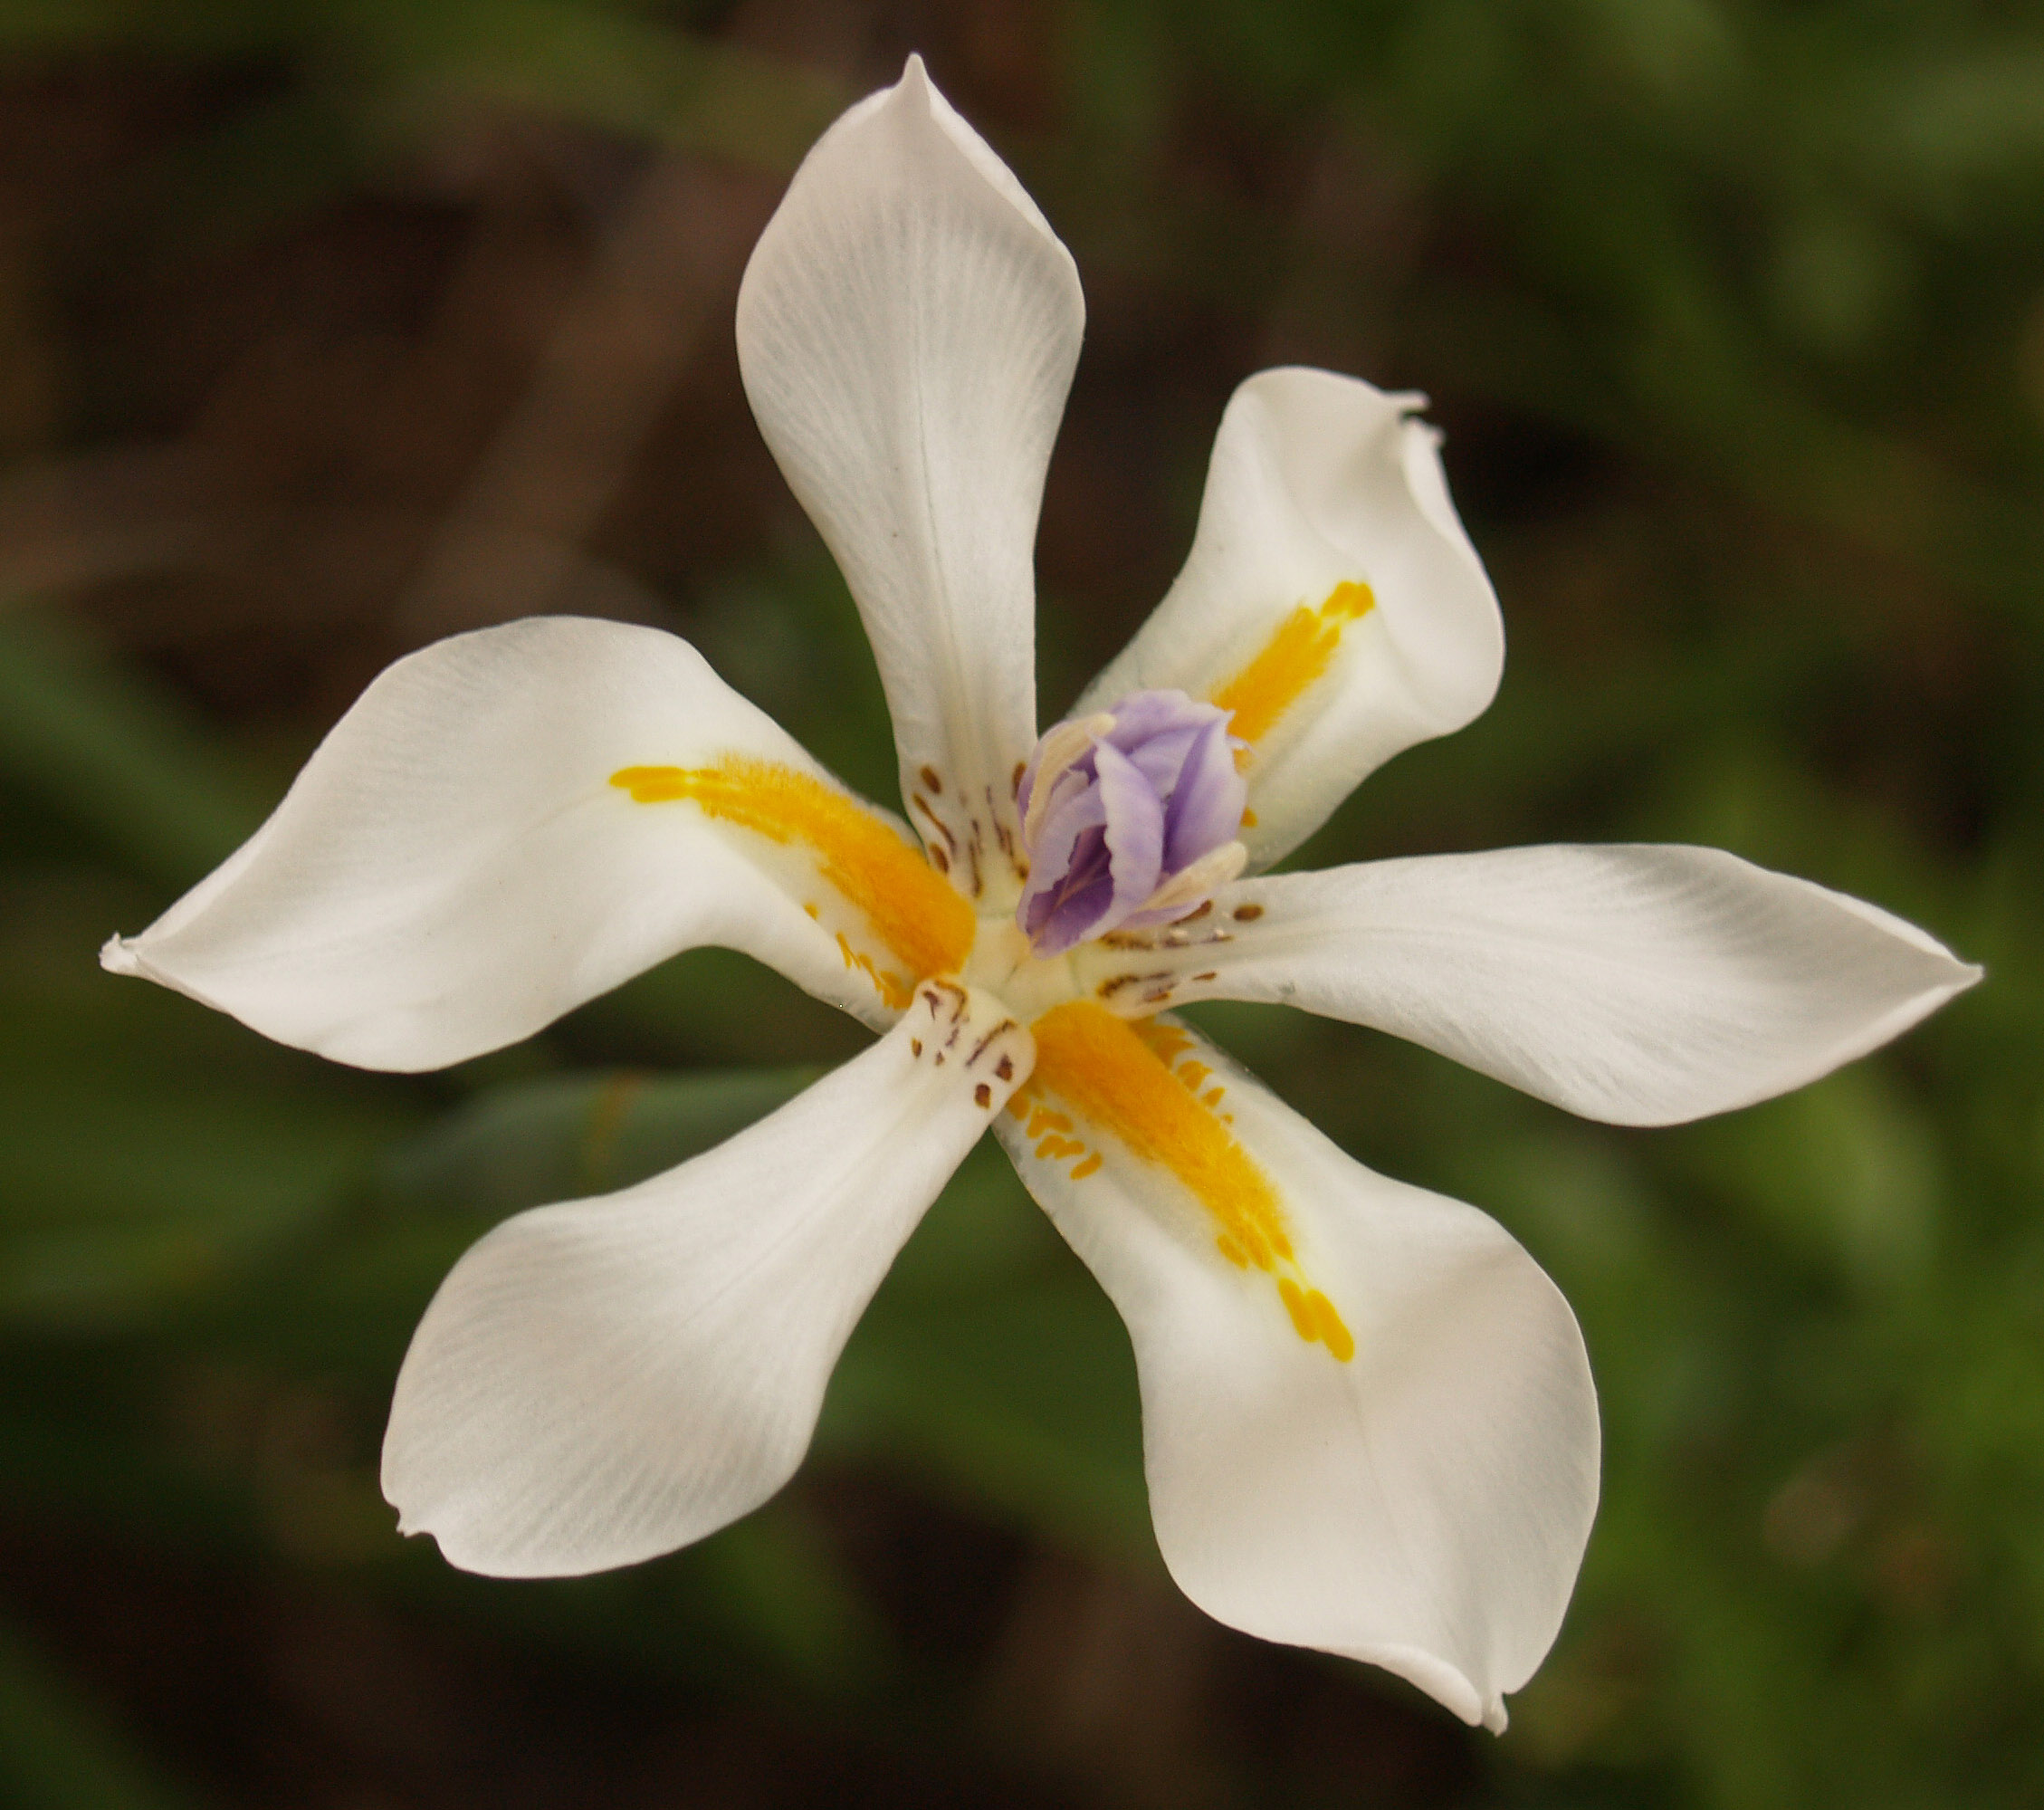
1020,713,1115,850
1134,840,1247,919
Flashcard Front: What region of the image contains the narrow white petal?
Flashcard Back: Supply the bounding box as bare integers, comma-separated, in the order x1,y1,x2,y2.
736,57,1084,897
383,983,1034,1577
101,617,972,1069
1000,1005,1596,1729
1115,846,1981,1125
1078,369,1502,869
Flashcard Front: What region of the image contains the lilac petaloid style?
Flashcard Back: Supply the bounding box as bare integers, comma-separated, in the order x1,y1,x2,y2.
1016,689,1250,956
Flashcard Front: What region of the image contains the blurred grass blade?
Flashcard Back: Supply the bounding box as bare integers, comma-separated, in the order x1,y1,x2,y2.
0,610,264,889
353,0,848,169
0,0,274,55
377,1065,824,1218
826,1271,1155,1567
691,1505,897,1697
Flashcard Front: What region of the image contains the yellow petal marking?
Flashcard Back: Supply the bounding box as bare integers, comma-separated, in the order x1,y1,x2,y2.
1306,1287,1355,1362
1028,1001,1353,1362
611,758,974,1009
1209,579,1376,759
1003,1083,1106,1183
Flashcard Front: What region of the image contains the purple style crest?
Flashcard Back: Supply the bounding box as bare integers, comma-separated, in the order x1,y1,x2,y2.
1016,690,1249,957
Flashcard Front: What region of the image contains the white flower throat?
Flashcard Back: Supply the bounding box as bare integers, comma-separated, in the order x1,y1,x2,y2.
609,687,1361,1367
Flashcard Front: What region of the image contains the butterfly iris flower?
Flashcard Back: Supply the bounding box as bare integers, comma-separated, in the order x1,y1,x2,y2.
103,59,1978,1729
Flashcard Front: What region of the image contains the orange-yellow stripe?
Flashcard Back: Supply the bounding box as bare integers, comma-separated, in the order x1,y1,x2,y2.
1305,1287,1355,1362
1033,1001,1290,1266
1028,1001,1353,1361
1210,579,1375,752
611,758,973,1005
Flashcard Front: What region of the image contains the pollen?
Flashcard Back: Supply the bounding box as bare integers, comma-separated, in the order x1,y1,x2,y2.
611,758,973,1005
1209,579,1376,754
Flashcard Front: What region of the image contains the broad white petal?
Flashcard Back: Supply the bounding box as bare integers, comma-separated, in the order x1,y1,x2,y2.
1094,845,1982,1126
383,983,1034,1576
736,57,1084,898
998,1004,1596,1729
1078,369,1502,868
101,617,976,1069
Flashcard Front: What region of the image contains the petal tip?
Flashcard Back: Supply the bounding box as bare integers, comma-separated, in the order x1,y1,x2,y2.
1320,1638,1501,1730
384,1481,435,1547
99,934,140,976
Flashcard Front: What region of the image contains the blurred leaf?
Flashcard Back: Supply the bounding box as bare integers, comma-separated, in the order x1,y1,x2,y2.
561,947,872,1070
1681,1067,1945,1300
377,1063,822,1217
363,0,848,169
0,611,264,889
0,0,278,55
690,1502,897,1697
228,1064,826,1372
0,0,845,172
877,1133,1066,1301
0,869,424,1329
828,1269,1154,1567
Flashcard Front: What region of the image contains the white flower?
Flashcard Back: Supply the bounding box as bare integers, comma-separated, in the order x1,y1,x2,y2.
100,59,1979,1731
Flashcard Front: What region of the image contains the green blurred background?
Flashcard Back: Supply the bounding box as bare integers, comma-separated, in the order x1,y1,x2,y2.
0,1,2036,1804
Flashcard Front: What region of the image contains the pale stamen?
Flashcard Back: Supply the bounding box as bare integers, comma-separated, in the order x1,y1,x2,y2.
1021,712,1115,851
1133,839,1247,919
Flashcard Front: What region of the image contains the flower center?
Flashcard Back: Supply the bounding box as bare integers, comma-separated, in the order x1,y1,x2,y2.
1014,691,1248,957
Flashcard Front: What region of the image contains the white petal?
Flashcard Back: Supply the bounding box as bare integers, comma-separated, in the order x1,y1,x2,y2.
100,617,976,1069
999,1005,1596,1729
383,983,1034,1576
1077,369,1502,868
1108,845,1982,1126
736,57,1084,897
